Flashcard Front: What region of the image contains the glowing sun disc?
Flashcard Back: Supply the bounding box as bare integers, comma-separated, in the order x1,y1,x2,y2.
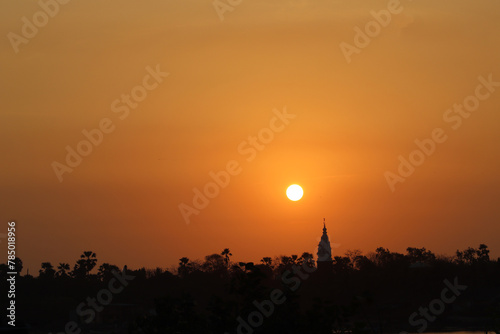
286,184,303,201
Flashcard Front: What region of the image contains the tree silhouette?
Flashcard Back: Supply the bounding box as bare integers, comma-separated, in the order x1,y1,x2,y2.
39,262,55,279
80,251,97,273
345,249,370,270
97,263,119,281
179,257,189,267
352,255,373,271
178,257,191,277
203,253,226,273
221,248,232,267
406,247,436,263
478,244,490,262
260,256,273,268
456,244,490,264
72,251,97,278
374,247,392,266
56,263,70,278
373,247,406,268
277,255,293,273
300,252,315,270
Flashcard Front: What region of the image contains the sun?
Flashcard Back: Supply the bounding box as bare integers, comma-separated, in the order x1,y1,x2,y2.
286,184,303,201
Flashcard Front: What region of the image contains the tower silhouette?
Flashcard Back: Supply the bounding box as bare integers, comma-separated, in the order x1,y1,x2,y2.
317,218,333,271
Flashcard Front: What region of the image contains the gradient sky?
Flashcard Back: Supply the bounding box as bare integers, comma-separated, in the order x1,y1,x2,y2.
1,0,500,274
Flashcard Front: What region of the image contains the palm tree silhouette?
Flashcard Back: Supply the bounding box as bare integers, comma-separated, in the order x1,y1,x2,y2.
39,262,55,279
72,251,97,278
178,257,190,277
179,257,189,267
221,248,232,267
56,263,70,278
80,251,97,274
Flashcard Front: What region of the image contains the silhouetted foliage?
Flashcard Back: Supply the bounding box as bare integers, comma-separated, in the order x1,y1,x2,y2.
221,248,232,267
5,244,500,334
203,253,226,274
56,262,70,278
97,262,119,281
178,256,191,278
456,244,491,264
71,251,97,279
406,247,436,263
39,262,56,279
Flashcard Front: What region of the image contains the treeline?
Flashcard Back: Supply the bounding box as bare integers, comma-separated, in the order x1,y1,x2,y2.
2,244,495,281
1,245,499,333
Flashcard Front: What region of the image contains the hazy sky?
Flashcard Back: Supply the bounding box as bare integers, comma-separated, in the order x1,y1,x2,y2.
1,0,500,273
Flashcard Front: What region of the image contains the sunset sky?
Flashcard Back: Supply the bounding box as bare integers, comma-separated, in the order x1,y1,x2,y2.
1,0,499,273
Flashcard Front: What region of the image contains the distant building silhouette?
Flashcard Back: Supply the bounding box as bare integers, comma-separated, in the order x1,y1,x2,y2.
317,218,333,272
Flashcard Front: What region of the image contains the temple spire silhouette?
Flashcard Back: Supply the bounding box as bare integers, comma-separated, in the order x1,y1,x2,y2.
317,218,333,271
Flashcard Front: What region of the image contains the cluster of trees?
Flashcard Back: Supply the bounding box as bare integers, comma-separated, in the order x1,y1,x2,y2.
2,245,499,333
174,244,497,279
178,249,317,279
1,244,496,281
36,251,122,280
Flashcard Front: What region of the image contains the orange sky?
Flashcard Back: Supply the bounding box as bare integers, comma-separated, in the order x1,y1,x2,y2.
1,0,500,273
